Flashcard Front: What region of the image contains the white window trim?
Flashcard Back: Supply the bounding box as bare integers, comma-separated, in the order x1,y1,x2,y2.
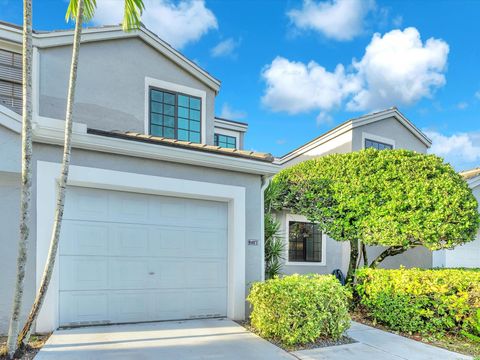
214,128,240,149
362,132,395,149
284,213,327,267
144,77,207,144
36,160,246,332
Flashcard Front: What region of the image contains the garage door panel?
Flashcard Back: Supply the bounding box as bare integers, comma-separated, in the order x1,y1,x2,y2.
186,260,227,288
59,292,110,325
60,256,108,291
148,228,187,257
109,192,150,223
109,292,151,323
149,260,187,289
189,289,227,318
64,187,109,221
60,221,109,256
187,230,227,258
109,258,150,290
186,202,227,229
110,225,150,257
60,186,228,326
151,290,189,320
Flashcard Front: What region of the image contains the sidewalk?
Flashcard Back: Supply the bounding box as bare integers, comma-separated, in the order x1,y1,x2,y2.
292,321,472,360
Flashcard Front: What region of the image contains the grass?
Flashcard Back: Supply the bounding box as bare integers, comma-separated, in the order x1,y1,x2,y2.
0,334,50,360
351,309,480,357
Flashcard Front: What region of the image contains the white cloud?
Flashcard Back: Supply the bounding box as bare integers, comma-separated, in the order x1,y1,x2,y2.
316,111,333,125
475,90,480,100
425,130,480,170
457,101,468,110
261,56,360,114
93,0,218,49
219,103,246,120
347,27,449,111
392,15,403,27
261,28,449,117
211,38,240,58
287,0,375,41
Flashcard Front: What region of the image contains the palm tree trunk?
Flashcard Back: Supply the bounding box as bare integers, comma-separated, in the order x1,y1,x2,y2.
17,0,85,346
6,0,33,357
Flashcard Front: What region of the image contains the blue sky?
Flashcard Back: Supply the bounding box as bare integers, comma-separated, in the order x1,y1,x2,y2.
2,0,480,170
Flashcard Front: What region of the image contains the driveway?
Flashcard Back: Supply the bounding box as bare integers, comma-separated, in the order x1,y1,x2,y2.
34,318,294,360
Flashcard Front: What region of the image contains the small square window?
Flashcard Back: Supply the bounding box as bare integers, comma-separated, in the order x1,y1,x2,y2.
178,95,189,108
190,98,201,110
288,221,322,263
189,132,200,143
178,129,189,141
164,127,175,139
190,109,200,121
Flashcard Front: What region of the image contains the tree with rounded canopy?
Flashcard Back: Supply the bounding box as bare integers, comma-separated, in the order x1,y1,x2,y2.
270,149,480,282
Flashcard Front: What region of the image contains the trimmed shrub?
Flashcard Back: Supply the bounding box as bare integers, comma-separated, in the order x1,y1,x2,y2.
247,274,351,346
356,268,480,336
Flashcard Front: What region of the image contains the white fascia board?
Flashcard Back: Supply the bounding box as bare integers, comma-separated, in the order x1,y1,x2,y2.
32,118,278,176
275,121,353,164
468,176,480,189
32,27,220,92
214,118,248,132
0,105,22,133
0,24,22,43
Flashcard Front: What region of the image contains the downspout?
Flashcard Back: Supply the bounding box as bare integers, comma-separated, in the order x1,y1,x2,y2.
260,175,272,281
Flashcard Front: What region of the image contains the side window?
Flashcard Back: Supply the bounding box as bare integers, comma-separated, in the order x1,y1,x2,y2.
214,133,237,149
0,49,22,114
288,221,322,263
365,138,393,150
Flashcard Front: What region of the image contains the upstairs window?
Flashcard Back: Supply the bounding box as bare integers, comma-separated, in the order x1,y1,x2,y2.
365,138,393,150
149,88,201,143
0,49,22,114
288,221,322,263
214,133,236,149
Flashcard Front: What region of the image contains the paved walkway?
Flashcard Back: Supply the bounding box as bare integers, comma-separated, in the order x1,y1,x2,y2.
35,318,294,360
293,321,473,360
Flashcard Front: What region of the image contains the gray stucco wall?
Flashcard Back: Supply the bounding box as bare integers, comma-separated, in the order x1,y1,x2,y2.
352,116,428,153
38,38,217,144
0,124,263,334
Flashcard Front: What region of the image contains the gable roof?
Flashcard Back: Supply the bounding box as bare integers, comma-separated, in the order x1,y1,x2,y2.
0,21,220,92
276,107,432,164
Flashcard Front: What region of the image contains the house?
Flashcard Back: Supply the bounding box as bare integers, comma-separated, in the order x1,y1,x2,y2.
273,108,434,276
0,22,278,334
433,168,480,268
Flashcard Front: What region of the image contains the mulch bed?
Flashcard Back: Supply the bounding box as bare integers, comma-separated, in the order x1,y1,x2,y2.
0,335,50,360
235,320,356,352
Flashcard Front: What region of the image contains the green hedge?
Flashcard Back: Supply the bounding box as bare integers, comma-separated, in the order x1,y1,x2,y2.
356,268,480,336
247,274,351,346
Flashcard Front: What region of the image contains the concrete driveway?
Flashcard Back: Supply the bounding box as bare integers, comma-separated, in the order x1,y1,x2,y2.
34,318,294,360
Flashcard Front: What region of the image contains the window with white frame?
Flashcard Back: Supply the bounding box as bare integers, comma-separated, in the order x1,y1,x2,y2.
288,220,323,263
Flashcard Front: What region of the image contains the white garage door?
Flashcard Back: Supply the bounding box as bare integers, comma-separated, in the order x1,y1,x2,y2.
59,186,228,326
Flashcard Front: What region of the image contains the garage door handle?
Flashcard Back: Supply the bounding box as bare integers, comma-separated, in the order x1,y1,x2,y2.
149,272,155,275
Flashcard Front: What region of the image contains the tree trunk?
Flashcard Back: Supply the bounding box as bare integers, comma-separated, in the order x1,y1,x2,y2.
346,239,359,284
17,0,85,346
6,0,33,357
369,245,409,268
361,242,368,267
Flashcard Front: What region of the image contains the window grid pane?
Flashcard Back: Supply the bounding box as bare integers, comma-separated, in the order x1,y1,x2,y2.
365,138,393,150
149,88,201,143
214,133,237,149
288,221,322,263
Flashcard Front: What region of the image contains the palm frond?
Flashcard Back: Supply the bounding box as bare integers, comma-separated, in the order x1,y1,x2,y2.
123,0,145,31
66,0,97,22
